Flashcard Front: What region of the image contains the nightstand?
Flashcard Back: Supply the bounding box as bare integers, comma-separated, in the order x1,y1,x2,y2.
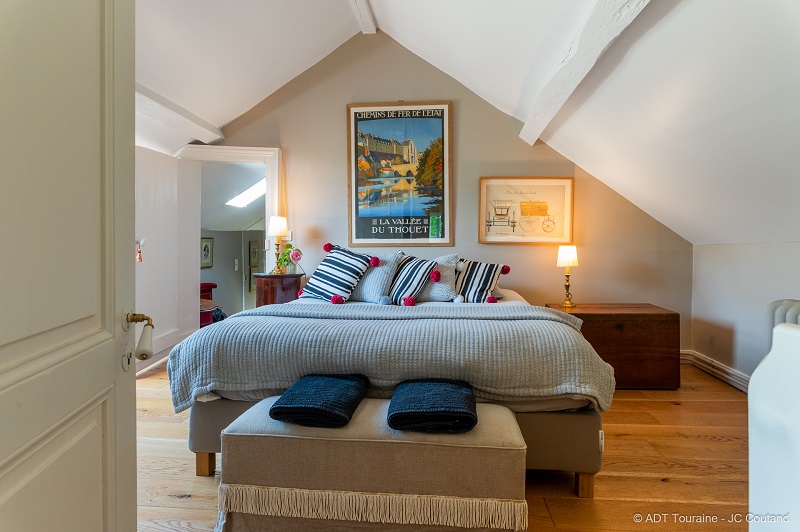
253,273,304,306
546,303,680,389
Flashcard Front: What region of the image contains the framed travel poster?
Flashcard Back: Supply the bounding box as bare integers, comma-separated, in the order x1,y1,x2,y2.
347,101,453,246
478,177,573,244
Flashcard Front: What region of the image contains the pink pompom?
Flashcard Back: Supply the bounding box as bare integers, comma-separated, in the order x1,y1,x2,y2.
370,256,381,267
486,296,498,303
500,265,511,275
323,242,334,252
403,296,416,307
297,289,303,297
331,294,344,304
429,269,441,282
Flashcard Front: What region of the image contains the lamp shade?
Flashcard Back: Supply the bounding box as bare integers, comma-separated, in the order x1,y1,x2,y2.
267,216,288,237
556,245,578,268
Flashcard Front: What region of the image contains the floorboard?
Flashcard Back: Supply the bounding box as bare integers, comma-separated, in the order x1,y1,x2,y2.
137,362,748,530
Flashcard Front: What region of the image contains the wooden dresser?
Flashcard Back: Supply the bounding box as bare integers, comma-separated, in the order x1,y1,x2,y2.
253,273,304,306
546,303,680,389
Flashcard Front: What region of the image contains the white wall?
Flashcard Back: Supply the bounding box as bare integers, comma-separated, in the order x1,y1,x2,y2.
692,241,800,375
135,147,199,356
177,158,201,336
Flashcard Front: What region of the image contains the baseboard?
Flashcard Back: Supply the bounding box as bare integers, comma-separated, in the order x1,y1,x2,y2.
681,350,749,393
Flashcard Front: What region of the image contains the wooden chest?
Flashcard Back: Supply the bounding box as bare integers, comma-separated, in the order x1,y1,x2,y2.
253,273,304,306
546,303,680,389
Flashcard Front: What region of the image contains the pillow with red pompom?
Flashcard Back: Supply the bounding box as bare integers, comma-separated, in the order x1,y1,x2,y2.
348,250,404,303
417,254,459,303
299,245,372,303
388,255,437,305
454,259,510,303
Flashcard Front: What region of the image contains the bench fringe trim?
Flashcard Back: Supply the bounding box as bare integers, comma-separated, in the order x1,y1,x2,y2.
218,482,528,531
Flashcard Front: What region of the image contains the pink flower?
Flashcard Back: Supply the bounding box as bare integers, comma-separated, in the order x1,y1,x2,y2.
403,297,416,307
297,289,303,297
500,265,511,275
323,243,334,253
486,296,498,303
370,256,381,267
429,269,441,282
289,249,302,262
331,294,344,304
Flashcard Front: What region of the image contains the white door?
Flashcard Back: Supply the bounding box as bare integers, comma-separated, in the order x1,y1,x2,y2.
0,1,136,530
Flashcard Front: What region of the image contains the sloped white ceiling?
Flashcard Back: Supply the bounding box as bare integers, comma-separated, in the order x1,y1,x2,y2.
542,0,800,244
135,0,361,154
135,0,800,245
370,0,596,121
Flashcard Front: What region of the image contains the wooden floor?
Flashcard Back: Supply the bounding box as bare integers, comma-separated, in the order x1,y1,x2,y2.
137,363,748,531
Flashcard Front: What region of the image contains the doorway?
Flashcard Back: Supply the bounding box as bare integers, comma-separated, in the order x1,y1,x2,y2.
133,145,279,372
200,161,266,315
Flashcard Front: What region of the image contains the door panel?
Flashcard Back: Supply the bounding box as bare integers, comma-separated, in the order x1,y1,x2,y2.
0,0,136,530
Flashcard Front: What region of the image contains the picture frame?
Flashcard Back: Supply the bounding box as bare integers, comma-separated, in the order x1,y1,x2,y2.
248,240,259,266
478,177,574,244
347,101,453,247
200,237,214,268
249,266,257,293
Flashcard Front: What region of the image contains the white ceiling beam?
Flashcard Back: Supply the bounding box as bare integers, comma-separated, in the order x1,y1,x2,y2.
348,0,377,34
135,83,223,145
519,0,651,144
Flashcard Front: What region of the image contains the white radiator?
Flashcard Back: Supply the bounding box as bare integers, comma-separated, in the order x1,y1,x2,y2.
764,299,800,349
749,313,800,528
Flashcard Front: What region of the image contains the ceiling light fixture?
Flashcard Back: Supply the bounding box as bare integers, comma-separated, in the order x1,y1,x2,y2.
225,178,266,208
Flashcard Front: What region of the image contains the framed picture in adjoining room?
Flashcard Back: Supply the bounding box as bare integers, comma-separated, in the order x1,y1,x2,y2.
200,237,214,268
347,101,453,247
249,240,259,266
478,177,574,244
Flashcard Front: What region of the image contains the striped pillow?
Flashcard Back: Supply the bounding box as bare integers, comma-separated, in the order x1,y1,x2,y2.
455,260,503,303
389,255,437,305
299,246,372,302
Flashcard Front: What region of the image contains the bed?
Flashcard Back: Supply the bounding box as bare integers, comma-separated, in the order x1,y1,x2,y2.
168,289,615,497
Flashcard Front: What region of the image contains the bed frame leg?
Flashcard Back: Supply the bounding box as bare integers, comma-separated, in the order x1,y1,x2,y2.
196,452,216,476
574,473,595,498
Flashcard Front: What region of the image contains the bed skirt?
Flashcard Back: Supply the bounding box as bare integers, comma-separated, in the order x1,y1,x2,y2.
215,484,527,532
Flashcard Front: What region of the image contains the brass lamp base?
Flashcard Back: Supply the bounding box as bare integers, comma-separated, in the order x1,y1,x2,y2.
562,273,575,308
270,239,282,274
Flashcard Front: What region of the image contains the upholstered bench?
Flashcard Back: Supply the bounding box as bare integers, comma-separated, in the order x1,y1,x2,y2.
215,396,528,531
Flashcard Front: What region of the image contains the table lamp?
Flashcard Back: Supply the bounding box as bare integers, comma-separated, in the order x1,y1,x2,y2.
267,216,288,274
556,245,578,308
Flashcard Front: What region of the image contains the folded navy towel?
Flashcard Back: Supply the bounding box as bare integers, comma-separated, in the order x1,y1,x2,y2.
269,374,369,428
387,379,477,433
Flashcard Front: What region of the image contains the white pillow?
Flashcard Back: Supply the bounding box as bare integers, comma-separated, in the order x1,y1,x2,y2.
417,254,458,302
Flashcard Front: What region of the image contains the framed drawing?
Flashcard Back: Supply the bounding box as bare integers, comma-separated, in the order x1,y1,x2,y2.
201,237,214,268
248,240,259,266
478,177,573,244
248,266,257,292
347,101,453,247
